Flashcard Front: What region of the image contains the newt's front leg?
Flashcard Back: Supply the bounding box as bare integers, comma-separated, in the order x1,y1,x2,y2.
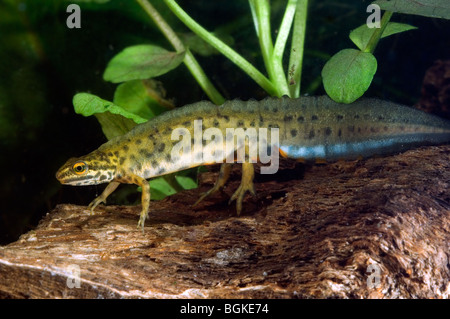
114,173,150,231
88,181,120,214
133,175,150,231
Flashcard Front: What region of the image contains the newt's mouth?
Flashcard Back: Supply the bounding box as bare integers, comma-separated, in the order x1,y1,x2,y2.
55,169,66,183
57,177,88,186
55,169,89,186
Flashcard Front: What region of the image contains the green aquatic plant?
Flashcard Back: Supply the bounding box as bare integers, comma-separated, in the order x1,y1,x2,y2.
74,0,450,119
322,0,450,102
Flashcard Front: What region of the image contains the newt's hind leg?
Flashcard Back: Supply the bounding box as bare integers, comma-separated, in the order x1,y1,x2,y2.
229,162,256,215
193,163,232,207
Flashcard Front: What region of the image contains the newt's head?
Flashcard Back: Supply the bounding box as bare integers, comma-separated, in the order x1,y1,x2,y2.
56,151,115,186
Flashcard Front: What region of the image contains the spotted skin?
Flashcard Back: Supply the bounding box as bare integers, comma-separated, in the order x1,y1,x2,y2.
56,96,450,230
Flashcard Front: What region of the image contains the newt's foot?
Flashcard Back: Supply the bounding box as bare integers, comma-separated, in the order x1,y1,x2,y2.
194,162,256,216
229,162,256,215
87,197,105,215
87,181,120,215
137,209,149,232
193,163,231,207
228,180,256,216
193,184,222,207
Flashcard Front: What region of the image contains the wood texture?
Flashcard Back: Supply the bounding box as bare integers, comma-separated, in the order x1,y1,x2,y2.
1,146,449,298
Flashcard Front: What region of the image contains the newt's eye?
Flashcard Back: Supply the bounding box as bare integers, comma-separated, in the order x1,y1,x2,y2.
72,162,88,175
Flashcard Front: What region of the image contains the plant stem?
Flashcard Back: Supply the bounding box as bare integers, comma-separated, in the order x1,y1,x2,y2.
163,0,278,97
184,50,226,104
288,0,308,98
364,11,393,53
273,0,297,64
273,0,298,97
135,0,225,104
248,0,259,38
252,1,274,80
252,0,289,97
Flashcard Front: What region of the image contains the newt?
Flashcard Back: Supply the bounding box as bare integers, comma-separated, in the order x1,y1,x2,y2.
56,96,450,230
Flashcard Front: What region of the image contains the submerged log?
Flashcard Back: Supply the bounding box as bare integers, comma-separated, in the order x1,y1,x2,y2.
0,146,449,298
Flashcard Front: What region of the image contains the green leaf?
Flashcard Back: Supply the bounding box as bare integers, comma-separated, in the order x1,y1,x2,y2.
103,45,185,83
372,0,450,20
73,93,147,139
175,175,198,190
149,174,198,200
322,49,377,103
74,93,147,123
150,177,178,200
93,113,138,140
113,80,168,121
350,22,417,51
